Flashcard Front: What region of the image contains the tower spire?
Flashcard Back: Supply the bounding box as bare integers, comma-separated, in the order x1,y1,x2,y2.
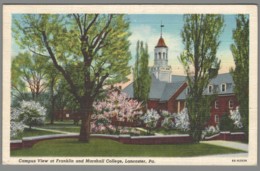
160,21,164,37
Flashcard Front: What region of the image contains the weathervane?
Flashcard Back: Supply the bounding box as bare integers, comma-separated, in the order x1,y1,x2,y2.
160,21,164,37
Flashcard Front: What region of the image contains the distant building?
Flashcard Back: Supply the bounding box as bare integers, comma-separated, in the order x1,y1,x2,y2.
123,30,238,126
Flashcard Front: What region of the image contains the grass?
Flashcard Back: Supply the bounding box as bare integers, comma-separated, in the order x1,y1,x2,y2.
12,128,60,140
11,138,246,157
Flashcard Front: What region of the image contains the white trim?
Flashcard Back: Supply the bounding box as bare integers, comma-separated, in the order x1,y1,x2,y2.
204,133,220,140
130,134,190,139
10,140,22,143
215,100,219,109
230,132,245,135
214,114,219,123
177,101,180,113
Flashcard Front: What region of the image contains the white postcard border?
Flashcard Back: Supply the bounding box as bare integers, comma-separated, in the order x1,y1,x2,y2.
2,5,258,165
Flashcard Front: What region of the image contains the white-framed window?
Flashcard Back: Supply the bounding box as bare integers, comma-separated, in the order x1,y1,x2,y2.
221,83,226,92
229,99,234,109
163,52,166,59
214,114,219,123
215,100,219,109
208,84,213,93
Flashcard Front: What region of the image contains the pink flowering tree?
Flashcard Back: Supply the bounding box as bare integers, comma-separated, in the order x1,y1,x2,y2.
92,91,143,134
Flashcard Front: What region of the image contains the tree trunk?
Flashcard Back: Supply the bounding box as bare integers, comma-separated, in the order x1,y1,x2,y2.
50,97,55,124
78,101,93,142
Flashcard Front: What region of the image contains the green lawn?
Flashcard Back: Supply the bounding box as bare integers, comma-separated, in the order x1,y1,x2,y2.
11,138,246,157
12,128,60,140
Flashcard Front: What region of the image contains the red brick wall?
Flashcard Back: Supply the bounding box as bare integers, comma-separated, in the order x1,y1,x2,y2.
208,95,239,125
147,100,160,110
11,133,245,150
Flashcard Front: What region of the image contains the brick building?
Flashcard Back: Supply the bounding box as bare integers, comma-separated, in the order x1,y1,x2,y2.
123,34,239,126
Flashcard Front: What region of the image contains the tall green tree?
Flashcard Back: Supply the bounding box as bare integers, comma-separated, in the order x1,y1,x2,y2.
11,52,49,101
179,14,224,143
13,14,131,142
45,63,60,124
230,14,249,139
133,41,151,108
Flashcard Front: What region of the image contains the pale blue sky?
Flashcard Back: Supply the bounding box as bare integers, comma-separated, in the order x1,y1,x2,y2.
127,14,238,75
12,14,239,75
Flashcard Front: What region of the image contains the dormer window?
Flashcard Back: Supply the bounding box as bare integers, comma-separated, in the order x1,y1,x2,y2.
208,85,213,94
229,99,234,109
221,83,226,92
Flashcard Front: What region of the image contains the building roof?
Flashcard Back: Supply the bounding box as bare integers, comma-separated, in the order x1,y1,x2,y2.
171,75,187,82
160,82,184,101
123,73,235,102
123,74,185,102
155,37,167,48
176,73,235,100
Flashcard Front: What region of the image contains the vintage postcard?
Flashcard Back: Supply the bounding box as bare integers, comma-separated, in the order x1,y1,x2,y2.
2,5,258,165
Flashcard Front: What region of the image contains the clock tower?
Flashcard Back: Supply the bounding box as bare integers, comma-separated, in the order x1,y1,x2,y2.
151,23,172,82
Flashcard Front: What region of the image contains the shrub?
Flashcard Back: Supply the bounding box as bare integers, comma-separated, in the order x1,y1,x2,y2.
219,113,234,131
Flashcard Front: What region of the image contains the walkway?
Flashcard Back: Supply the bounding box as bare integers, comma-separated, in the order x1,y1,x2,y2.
201,140,248,152
25,126,74,134
136,127,164,135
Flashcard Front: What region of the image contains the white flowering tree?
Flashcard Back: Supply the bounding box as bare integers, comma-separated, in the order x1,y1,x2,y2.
10,109,25,138
16,100,47,130
92,91,143,134
174,108,190,131
160,110,175,130
230,106,243,129
140,109,161,134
